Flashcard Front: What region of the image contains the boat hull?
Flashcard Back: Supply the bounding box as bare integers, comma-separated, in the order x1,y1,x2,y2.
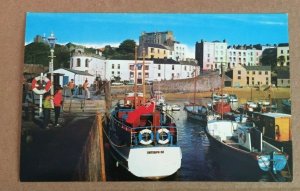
109,141,182,179
205,121,287,174
205,130,264,174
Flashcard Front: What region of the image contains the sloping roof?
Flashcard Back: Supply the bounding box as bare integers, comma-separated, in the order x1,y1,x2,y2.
244,66,271,71
152,58,179,64
278,43,289,47
56,68,94,76
179,60,198,66
277,70,290,79
143,43,169,50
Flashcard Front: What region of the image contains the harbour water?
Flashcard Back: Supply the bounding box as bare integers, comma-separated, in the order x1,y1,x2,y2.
105,99,292,182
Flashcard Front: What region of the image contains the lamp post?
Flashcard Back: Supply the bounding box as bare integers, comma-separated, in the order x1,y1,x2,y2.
48,32,56,96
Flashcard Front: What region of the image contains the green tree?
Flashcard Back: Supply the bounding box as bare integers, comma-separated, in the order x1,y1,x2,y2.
277,55,286,67
117,39,136,54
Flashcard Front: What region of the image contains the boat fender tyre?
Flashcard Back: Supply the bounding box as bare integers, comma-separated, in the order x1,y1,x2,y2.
156,128,171,145
138,129,154,145
31,76,51,95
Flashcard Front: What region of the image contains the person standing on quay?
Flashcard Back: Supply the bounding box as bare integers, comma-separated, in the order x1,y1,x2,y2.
53,86,63,127
68,79,75,96
83,79,91,100
43,92,53,129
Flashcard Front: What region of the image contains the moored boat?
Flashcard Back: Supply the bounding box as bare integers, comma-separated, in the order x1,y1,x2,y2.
107,47,182,179
205,120,288,174
252,112,292,155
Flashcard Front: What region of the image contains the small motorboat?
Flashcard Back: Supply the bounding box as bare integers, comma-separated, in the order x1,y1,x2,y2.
171,104,181,111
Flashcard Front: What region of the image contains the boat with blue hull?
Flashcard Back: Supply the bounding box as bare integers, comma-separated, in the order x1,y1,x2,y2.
205,120,288,174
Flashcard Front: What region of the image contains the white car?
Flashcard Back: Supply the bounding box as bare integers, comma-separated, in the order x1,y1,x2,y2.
171,104,181,111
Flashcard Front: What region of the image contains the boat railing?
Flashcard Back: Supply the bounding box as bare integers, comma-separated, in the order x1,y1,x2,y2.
110,113,177,146
130,125,177,147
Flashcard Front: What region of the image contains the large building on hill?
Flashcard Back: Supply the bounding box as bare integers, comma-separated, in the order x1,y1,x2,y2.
139,31,188,61
139,31,174,47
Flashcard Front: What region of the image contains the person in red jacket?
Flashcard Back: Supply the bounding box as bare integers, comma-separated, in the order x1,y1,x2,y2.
53,86,63,127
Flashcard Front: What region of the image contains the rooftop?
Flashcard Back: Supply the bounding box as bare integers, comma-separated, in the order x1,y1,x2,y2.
244,66,271,71
142,43,169,50
277,70,290,79
55,68,94,76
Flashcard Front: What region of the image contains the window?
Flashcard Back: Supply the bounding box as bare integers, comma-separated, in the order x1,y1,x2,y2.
118,64,120,69
266,77,269,81
77,58,81,67
117,71,120,75
184,66,187,71
247,71,249,74
282,79,284,84
145,65,149,70
265,71,268,75
252,77,254,80
208,54,210,57
130,72,134,78
281,50,283,54
145,72,149,78
158,65,161,70
238,76,241,80
287,50,289,54
207,59,210,62
259,71,262,75
112,71,114,75
238,70,241,75
172,65,174,70
287,56,289,60
112,64,114,69
85,59,89,67
287,62,290,66
252,71,255,75
151,48,154,53
158,73,161,77
288,80,290,84
129,65,134,70
164,50,166,54
158,49,160,53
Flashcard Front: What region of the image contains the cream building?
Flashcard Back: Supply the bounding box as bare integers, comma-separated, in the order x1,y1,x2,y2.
228,64,271,87
277,43,290,67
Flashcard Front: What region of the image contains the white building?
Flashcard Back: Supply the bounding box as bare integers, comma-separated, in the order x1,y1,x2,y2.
172,42,187,61
69,51,199,84
228,45,262,69
53,68,95,87
150,59,199,81
195,40,228,72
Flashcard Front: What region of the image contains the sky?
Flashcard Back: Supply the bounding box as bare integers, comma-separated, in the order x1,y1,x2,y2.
25,13,289,58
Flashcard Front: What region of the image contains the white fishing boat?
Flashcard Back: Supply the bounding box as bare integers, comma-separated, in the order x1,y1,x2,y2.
205,120,288,174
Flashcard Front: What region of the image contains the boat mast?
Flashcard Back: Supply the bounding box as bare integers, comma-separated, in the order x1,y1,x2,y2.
193,68,197,111
134,46,138,108
142,48,146,104
221,62,224,119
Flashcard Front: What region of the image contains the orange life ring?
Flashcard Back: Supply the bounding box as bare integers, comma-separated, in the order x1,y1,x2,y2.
31,76,51,94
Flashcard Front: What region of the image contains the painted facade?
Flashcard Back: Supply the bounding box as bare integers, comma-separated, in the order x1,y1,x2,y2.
229,65,271,87
195,40,228,72
277,43,290,67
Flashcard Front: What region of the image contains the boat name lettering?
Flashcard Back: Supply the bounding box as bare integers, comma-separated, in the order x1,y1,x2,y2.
147,151,164,154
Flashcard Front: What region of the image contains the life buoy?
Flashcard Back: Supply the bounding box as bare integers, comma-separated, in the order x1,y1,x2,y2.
156,128,171,145
138,129,154,145
31,76,51,95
